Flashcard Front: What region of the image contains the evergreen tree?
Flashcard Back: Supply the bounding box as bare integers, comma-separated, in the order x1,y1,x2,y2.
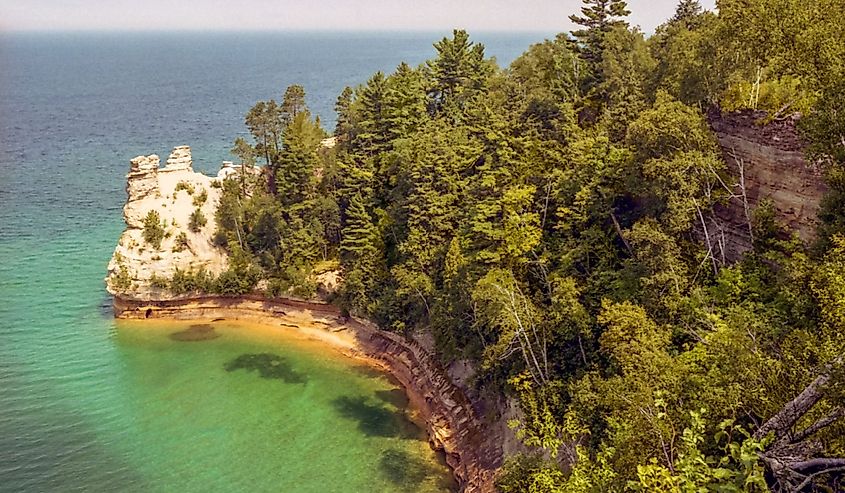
339,192,384,313
569,0,631,89
352,72,391,156
244,99,283,194
384,62,427,141
427,30,490,116
334,86,355,141
671,0,703,28
280,84,306,125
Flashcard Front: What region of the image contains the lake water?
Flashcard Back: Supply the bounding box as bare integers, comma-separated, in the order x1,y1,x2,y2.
0,31,547,492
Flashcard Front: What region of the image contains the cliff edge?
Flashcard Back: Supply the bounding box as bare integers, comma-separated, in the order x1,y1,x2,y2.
708,110,828,261
105,146,227,300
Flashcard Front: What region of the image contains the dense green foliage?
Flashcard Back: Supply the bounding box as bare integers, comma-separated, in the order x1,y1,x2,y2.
142,210,165,249
203,1,845,490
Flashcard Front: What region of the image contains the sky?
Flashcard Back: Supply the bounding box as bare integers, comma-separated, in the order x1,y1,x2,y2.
0,0,717,33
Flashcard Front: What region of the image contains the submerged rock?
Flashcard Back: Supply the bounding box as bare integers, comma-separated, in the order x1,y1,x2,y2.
169,324,220,342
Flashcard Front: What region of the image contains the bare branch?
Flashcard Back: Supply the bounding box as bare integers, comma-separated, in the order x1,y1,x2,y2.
789,407,845,445
755,355,844,442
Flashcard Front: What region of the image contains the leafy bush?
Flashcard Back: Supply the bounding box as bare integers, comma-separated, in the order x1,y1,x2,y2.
169,267,215,294
284,265,317,298
174,181,195,195
149,272,169,289
496,454,566,493
720,73,813,117
172,231,189,252
212,247,261,295
212,230,228,248
142,210,165,249
189,208,207,232
313,259,341,274
111,264,133,292
192,188,208,206
266,277,288,297
213,269,259,295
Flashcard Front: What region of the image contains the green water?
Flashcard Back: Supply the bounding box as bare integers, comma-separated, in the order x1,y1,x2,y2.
0,31,548,491
0,222,454,491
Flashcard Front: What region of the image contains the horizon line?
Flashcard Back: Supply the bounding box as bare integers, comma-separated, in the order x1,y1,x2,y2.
0,27,564,35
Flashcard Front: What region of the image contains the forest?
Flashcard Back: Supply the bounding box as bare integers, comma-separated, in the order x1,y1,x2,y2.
165,0,845,490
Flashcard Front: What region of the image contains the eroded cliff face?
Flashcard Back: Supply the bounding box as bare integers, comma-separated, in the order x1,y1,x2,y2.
707,110,828,262
105,146,227,299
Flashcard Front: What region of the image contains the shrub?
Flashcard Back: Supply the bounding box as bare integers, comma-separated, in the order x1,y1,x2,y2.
313,259,341,274
169,267,214,294
284,265,317,298
192,188,208,207
149,273,169,289
189,208,207,232
174,181,195,195
142,210,165,249
111,264,133,292
212,248,261,295
266,278,289,297
172,232,189,252
212,230,228,248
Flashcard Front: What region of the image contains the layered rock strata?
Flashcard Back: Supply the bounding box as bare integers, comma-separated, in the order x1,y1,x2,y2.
112,295,502,492
105,146,227,299
708,110,828,261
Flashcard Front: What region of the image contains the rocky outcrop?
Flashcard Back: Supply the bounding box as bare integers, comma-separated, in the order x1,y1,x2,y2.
708,110,828,262
106,145,504,490
164,145,192,171
105,146,228,299
112,294,502,492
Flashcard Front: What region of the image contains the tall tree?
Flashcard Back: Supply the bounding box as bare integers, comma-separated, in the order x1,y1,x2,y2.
671,0,703,28
427,29,491,116
569,0,631,89
230,136,256,193
334,86,355,142
384,62,427,141
245,99,283,195
352,72,391,156
339,192,385,313
280,84,306,125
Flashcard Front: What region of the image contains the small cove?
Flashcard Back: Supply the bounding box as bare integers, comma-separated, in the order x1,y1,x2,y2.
108,320,456,492
0,31,543,491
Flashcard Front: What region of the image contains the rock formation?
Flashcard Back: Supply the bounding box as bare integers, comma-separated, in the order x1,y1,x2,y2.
105,146,228,299
707,110,828,262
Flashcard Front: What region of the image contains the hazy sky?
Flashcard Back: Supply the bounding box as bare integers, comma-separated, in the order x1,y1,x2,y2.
0,0,717,33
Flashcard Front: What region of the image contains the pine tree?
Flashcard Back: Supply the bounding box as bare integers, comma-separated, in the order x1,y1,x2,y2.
353,72,391,156
280,84,306,125
671,0,703,29
339,192,384,313
340,192,378,262
245,99,283,195
276,110,323,204
334,86,355,141
385,62,427,141
427,30,490,116
568,0,631,88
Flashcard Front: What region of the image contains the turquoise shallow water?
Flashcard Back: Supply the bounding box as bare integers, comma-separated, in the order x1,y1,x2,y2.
0,31,544,491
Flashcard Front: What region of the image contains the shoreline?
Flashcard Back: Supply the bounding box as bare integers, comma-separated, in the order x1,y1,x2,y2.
112,294,500,492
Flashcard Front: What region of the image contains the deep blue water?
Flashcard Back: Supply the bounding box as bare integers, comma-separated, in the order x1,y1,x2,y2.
0,31,547,492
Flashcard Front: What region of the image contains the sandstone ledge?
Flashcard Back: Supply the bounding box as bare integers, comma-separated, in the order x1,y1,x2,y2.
113,294,502,492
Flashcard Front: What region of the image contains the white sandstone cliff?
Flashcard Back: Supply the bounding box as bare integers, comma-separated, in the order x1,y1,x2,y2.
105,146,228,300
